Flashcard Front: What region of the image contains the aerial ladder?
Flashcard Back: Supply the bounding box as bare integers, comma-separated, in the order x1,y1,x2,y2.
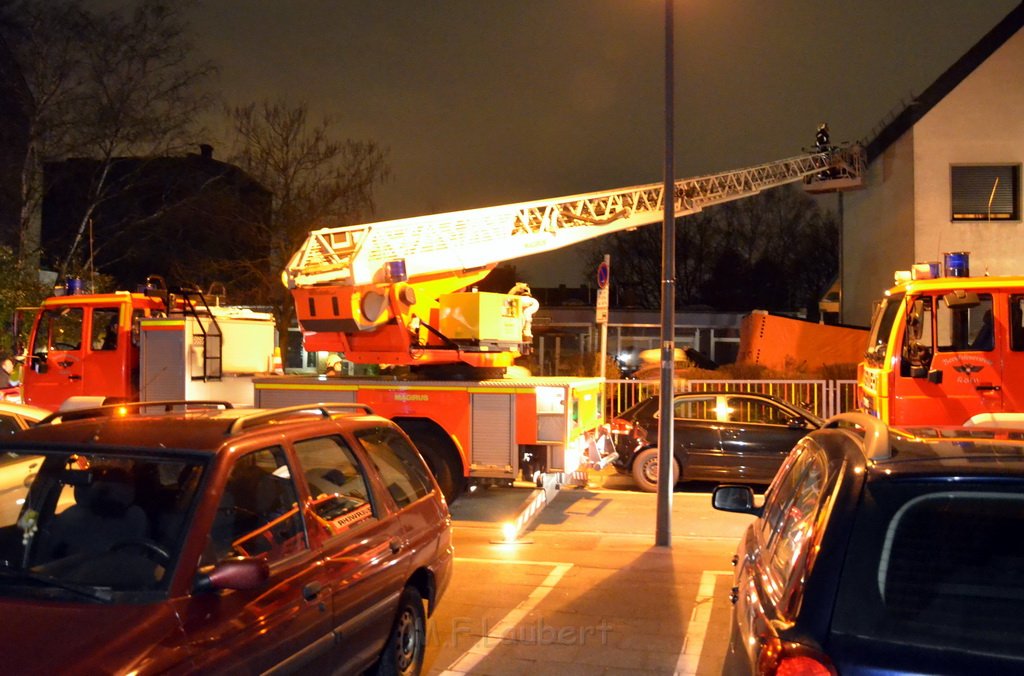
284,145,865,374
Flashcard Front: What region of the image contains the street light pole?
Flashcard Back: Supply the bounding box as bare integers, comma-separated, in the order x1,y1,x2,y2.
656,0,676,548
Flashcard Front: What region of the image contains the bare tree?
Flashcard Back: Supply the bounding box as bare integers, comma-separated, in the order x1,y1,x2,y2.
0,0,214,276
220,100,390,357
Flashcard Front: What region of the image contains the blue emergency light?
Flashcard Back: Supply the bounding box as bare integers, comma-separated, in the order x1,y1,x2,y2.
943,251,970,278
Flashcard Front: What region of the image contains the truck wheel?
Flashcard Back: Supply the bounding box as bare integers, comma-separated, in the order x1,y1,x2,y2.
372,585,425,676
407,428,465,503
631,447,680,493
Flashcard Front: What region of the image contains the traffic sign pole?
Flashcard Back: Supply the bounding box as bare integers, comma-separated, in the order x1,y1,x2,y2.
597,255,610,380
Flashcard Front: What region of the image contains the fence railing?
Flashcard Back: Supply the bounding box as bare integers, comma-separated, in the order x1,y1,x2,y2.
606,379,858,420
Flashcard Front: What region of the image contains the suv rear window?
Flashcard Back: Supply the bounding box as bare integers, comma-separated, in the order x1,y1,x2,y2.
832,480,1024,657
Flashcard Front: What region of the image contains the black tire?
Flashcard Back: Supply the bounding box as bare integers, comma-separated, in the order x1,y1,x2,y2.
373,585,426,676
630,447,680,493
405,427,465,503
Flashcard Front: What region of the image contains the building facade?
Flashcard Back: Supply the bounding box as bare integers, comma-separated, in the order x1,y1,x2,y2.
843,4,1024,326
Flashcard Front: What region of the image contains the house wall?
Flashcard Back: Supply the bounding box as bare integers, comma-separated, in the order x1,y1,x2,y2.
843,28,1024,327
842,132,917,327
913,29,1024,277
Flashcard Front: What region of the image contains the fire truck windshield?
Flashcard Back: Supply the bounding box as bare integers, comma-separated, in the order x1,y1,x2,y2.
866,294,903,364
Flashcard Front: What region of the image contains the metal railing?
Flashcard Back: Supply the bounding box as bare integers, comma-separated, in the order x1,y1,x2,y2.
606,379,858,419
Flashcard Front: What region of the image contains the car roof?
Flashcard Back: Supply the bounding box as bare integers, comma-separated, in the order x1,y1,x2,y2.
0,402,383,455
0,401,51,422
876,427,1024,478
820,413,1024,479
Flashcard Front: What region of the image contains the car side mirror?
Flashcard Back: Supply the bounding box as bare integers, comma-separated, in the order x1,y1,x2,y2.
31,353,47,374
712,485,763,517
194,557,269,593
928,369,943,384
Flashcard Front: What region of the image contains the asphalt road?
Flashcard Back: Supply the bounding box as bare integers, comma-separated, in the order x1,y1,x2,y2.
422,473,758,675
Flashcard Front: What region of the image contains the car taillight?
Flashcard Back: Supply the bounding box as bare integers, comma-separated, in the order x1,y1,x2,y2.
608,417,633,436
757,637,835,676
775,656,833,676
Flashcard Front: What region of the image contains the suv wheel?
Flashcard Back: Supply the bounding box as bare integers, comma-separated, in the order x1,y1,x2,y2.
631,447,680,493
374,585,426,676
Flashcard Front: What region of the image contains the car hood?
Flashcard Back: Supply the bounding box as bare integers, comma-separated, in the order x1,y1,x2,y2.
0,596,191,674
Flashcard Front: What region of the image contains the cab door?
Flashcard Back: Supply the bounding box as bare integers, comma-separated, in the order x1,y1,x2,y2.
24,305,86,408
80,305,131,400
895,292,1002,425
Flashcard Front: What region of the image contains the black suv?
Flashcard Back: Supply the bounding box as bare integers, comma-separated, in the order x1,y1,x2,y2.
713,412,1024,675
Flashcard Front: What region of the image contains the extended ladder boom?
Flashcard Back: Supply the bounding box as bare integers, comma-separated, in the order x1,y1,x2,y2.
284,147,864,289
285,146,864,372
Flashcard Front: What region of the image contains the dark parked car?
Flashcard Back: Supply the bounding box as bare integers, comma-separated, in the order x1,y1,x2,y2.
609,392,822,491
0,401,453,675
713,411,1024,674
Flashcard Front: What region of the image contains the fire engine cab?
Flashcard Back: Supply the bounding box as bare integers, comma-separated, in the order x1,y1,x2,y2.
859,256,1024,425
22,278,275,412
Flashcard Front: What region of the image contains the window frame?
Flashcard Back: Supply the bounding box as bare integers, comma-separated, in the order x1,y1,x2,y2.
355,426,434,510
292,435,377,534
756,438,837,619
950,164,1021,222
203,445,308,566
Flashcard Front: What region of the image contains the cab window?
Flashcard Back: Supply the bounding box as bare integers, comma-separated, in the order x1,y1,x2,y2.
90,307,119,351
901,297,934,377
202,447,305,565
293,436,374,531
1010,295,1024,351
356,427,433,509
33,306,83,353
937,293,993,352
867,293,903,363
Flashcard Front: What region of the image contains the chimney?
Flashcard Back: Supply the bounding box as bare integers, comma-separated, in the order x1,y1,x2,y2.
199,143,213,160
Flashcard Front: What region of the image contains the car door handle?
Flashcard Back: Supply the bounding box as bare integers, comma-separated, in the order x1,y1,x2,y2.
975,383,1001,392
68,374,82,381
303,581,323,601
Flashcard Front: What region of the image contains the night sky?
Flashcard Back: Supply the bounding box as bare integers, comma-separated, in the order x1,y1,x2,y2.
188,1,1020,286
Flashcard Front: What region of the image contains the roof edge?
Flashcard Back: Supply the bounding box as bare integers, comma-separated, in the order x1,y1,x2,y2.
865,2,1024,162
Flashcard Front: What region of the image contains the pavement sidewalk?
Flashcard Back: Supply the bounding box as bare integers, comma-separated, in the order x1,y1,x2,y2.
427,479,753,675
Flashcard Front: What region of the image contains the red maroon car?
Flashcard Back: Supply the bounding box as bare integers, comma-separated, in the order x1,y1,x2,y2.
0,402,453,675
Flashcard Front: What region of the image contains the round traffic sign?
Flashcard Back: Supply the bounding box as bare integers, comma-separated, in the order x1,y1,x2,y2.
597,261,610,289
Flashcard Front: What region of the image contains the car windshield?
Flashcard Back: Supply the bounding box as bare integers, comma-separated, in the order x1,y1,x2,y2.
831,478,1024,658
0,448,206,601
